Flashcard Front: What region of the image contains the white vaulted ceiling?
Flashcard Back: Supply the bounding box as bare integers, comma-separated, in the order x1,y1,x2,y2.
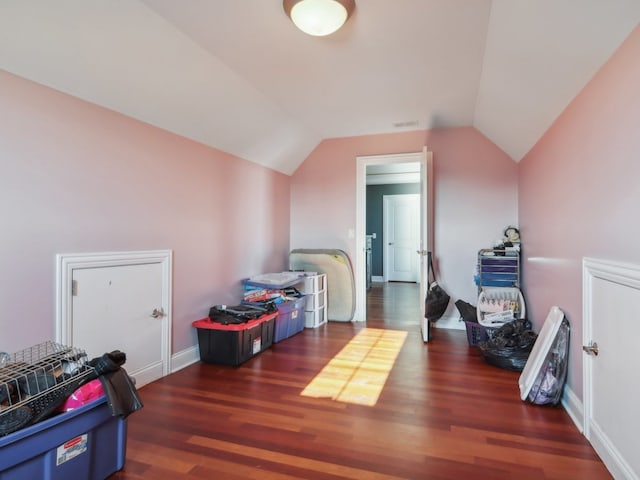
1,1,639,174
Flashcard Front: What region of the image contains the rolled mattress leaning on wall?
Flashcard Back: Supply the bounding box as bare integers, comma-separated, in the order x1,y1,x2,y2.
289,249,355,321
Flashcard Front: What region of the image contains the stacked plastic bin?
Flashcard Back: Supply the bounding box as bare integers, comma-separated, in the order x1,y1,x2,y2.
468,248,526,343
243,272,308,343
475,248,520,289
298,273,327,328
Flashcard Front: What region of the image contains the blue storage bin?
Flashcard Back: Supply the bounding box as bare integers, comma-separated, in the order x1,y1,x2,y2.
0,396,126,480
273,296,307,343
242,295,307,343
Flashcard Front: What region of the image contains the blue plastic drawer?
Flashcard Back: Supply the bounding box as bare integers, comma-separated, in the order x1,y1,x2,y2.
474,275,518,287
480,265,517,273
478,272,518,282
480,258,518,266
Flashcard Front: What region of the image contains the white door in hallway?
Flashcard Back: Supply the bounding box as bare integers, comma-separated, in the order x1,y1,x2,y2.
384,194,419,282
57,251,172,388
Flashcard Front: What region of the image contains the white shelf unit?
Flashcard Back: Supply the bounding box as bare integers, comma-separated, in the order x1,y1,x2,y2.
474,248,525,326
299,274,328,328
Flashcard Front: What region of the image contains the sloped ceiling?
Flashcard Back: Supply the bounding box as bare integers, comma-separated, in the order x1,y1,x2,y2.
1,1,639,174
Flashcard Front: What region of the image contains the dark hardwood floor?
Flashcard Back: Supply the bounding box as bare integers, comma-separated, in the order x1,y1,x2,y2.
111,282,611,479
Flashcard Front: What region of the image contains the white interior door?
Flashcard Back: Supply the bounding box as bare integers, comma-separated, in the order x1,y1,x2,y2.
56,250,172,387
384,194,419,282
419,151,433,340
583,258,640,480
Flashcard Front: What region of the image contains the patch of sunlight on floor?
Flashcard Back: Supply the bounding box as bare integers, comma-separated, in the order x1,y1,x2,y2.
300,328,407,406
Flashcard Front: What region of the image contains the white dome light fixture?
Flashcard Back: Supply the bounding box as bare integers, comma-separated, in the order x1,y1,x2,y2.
283,0,356,37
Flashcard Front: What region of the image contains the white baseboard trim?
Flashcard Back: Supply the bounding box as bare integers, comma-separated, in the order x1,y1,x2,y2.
171,345,200,373
561,385,584,434
372,276,384,283
433,314,465,330
130,363,163,389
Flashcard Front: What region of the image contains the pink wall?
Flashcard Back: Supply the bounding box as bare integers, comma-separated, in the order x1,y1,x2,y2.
290,127,518,313
519,25,640,400
0,70,290,354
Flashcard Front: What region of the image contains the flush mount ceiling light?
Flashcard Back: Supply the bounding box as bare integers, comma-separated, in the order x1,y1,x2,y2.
283,0,355,37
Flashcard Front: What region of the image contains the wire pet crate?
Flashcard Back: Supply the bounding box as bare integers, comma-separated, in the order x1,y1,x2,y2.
0,341,95,436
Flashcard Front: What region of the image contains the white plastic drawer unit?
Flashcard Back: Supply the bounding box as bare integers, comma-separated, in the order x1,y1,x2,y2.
301,274,326,294
304,291,326,310
305,307,327,329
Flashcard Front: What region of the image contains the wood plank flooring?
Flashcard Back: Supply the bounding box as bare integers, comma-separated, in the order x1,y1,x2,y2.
111,282,611,479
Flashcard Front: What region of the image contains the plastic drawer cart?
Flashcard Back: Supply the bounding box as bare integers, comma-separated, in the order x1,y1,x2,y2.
298,273,328,329
475,248,520,290
473,248,525,334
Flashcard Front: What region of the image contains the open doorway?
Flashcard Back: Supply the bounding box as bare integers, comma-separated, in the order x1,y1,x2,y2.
354,149,433,330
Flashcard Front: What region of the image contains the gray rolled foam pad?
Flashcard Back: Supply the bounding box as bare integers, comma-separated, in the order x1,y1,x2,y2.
289,249,355,322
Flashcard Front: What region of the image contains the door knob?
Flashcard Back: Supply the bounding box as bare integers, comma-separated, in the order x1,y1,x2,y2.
582,341,599,356
150,307,165,319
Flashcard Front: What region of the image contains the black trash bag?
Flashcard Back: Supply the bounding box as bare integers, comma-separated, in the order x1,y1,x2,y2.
493,318,531,338
99,368,143,418
88,351,143,418
455,299,477,323
424,253,450,322
477,319,537,372
88,350,126,377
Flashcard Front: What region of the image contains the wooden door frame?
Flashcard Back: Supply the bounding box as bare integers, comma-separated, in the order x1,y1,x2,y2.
55,249,172,380
355,149,432,322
